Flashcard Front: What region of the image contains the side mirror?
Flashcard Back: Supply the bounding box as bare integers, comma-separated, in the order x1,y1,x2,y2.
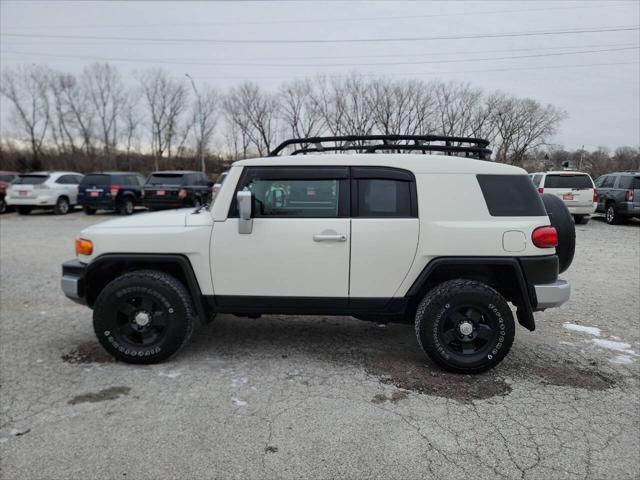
237,191,253,234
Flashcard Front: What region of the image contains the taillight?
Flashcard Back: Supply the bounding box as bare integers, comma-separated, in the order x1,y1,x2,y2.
532,226,558,248
538,187,544,194
625,190,634,202
178,189,187,199
593,190,598,203
110,185,120,197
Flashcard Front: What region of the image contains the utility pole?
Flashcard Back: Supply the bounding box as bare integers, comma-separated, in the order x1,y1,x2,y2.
185,73,206,173
578,144,584,171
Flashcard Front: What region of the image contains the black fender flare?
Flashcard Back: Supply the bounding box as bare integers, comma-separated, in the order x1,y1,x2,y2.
405,256,536,331
85,253,208,321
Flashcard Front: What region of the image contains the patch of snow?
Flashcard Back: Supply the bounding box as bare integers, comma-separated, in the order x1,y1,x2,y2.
592,339,637,355
158,370,183,379
231,377,248,388
609,354,634,365
231,398,247,407
563,323,601,336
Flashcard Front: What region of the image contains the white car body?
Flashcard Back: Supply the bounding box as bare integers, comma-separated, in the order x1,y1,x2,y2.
6,171,84,209
78,155,554,298
529,171,596,218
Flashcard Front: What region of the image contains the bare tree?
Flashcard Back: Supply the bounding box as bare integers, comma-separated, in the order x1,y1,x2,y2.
279,79,325,139
223,82,278,156
83,63,125,161
0,65,50,168
137,68,187,170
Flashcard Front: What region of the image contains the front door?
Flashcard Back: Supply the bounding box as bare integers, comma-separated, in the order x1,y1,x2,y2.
211,167,350,299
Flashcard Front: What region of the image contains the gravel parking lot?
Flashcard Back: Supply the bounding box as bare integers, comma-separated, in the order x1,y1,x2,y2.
1,210,638,480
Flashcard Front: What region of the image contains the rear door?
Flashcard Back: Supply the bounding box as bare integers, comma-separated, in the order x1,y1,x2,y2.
349,167,419,298
211,166,350,298
542,173,594,208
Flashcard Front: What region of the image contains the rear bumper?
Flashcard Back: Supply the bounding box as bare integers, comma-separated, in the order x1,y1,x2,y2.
6,195,57,206
534,279,571,310
79,198,117,209
61,260,87,305
566,204,596,215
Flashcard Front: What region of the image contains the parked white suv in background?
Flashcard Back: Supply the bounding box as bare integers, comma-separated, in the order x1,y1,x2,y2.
529,171,596,224
61,135,575,373
7,171,84,215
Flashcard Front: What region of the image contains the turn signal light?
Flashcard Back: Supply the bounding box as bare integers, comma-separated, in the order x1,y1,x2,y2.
532,226,558,248
75,238,93,255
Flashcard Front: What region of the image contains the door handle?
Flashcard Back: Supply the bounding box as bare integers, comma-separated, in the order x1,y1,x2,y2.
313,233,347,242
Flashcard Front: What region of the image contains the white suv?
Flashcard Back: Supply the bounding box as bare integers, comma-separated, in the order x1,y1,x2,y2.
7,171,84,215
529,171,596,224
61,135,574,373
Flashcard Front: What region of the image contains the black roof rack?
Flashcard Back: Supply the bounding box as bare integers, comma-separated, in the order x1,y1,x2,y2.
269,134,492,160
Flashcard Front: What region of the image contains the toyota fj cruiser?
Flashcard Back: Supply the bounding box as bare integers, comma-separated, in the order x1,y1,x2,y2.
61,135,574,373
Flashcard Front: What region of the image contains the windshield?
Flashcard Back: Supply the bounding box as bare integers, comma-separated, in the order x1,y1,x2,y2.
13,175,49,185
544,174,593,189
81,174,110,186
146,174,184,186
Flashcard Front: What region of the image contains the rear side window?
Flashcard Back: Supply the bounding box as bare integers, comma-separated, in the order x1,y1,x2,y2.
147,174,184,186
532,174,543,187
618,176,640,189
477,175,546,217
82,174,110,186
0,174,16,182
357,179,412,217
602,176,617,188
14,175,48,185
544,174,593,189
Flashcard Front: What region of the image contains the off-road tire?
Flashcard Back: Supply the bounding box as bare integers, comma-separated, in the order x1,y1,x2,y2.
93,270,195,364
54,196,70,215
16,206,32,215
119,197,134,215
541,193,575,273
415,279,515,374
83,206,97,215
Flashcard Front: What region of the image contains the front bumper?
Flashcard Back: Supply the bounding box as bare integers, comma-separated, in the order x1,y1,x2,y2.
534,279,571,310
61,260,87,305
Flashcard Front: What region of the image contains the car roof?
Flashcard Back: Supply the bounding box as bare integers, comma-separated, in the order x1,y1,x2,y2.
19,171,82,176
541,171,591,175
233,154,525,175
603,171,640,176
150,170,200,175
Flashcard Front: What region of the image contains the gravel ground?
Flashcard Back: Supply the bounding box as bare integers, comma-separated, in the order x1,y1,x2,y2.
0,210,639,480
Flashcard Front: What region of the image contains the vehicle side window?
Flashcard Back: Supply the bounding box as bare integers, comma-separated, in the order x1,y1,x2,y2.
618,176,634,189
138,175,147,185
602,176,616,188
73,175,83,184
594,176,605,188
532,174,543,187
356,179,412,217
231,167,349,218
56,175,71,184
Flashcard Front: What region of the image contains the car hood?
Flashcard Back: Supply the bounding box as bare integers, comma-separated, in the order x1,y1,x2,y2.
86,208,194,229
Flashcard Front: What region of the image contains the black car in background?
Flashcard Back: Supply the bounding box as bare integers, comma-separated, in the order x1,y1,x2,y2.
142,171,213,210
79,172,146,215
594,171,640,224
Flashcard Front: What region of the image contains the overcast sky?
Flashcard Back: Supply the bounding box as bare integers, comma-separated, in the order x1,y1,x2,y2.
1,0,639,150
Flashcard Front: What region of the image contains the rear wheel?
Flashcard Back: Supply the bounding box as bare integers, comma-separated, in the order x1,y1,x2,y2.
93,270,195,364
16,206,32,215
119,197,134,215
0,198,6,214
606,204,621,225
415,279,515,374
83,206,97,215
54,196,70,215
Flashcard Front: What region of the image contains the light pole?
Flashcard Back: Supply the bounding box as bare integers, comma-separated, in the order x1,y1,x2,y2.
185,73,206,173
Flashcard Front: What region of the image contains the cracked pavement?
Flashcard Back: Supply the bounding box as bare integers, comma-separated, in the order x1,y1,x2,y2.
1,211,639,479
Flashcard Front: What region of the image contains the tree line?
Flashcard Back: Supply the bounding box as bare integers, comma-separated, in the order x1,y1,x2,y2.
0,63,636,176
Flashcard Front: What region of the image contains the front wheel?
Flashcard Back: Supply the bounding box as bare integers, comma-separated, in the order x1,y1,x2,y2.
119,197,134,215
93,270,195,364
54,196,70,215
606,204,621,225
415,279,515,374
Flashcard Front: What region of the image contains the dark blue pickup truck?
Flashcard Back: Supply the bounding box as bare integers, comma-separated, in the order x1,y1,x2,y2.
78,172,147,215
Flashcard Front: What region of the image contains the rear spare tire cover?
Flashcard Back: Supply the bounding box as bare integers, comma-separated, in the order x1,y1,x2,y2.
541,193,575,273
